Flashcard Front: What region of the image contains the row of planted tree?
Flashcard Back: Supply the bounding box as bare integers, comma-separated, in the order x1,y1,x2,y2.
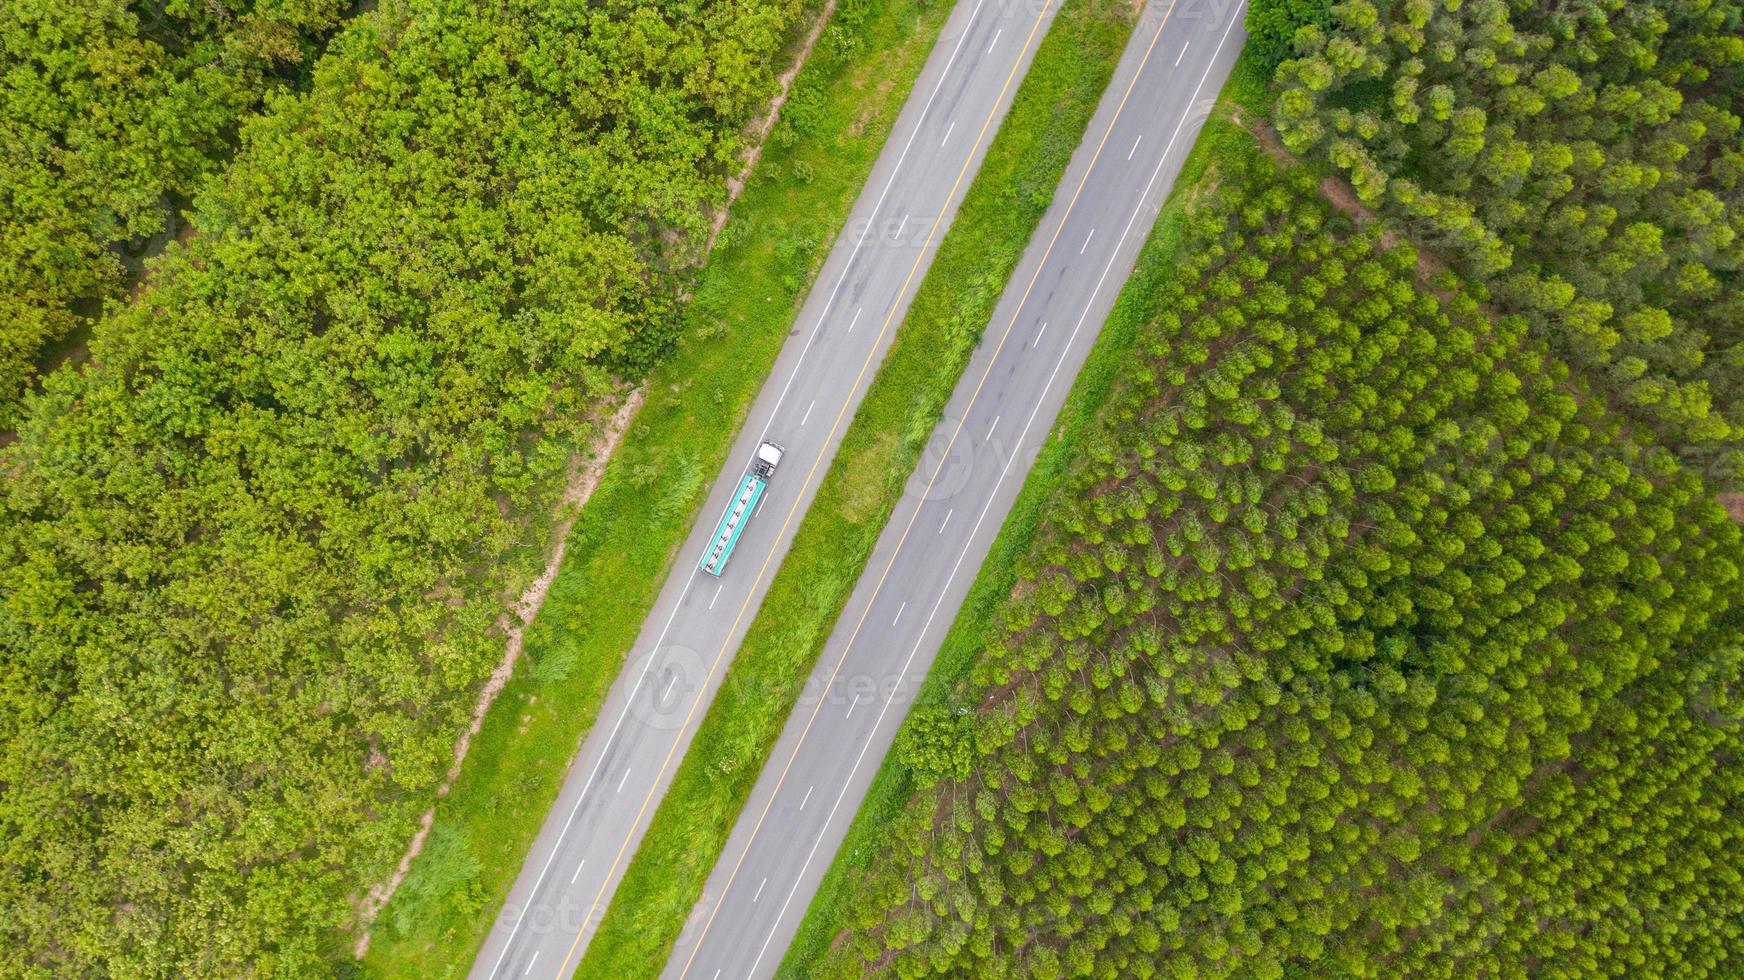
1274,0,1744,484
823,153,1744,977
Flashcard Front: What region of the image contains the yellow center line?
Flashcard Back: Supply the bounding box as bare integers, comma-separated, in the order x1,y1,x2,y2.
547,2,1059,975
672,1,1184,976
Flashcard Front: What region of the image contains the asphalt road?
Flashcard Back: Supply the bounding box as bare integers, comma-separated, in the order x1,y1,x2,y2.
470,0,1063,976
661,2,1249,977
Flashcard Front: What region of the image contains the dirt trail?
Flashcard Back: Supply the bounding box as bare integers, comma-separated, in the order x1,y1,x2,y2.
353,0,842,952
1244,110,1742,524
703,0,840,256
352,387,644,955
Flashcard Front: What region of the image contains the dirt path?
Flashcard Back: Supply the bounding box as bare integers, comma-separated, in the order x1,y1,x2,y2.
352,388,644,955
1243,109,1742,524
352,1,842,952
703,0,839,256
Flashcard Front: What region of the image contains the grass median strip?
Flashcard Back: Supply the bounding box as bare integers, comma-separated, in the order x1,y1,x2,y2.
356,0,955,972
776,50,1271,978
575,0,1144,974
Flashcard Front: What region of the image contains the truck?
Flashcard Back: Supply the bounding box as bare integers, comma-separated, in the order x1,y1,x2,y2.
699,440,785,577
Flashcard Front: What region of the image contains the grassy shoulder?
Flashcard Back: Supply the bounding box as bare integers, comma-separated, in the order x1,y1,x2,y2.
775,47,1271,979
356,0,953,973
575,0,1144,974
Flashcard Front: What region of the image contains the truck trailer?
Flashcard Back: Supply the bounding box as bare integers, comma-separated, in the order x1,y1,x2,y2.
699,440,784,576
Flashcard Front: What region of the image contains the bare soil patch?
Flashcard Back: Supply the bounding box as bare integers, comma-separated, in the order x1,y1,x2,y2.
1720,493,1744,523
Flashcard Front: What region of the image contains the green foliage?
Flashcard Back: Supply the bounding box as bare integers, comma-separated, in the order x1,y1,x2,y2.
895,705,978,785
388,824,485,939
819,151,1744,978
0,0,804,973
1244,0,1336,72
0,0,347,428
1275,0,1744,486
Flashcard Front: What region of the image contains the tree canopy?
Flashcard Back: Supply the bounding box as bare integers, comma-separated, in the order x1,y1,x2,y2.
818,153,1744,979
1275,0,1744,486
0,0,346,428
0,0,802,971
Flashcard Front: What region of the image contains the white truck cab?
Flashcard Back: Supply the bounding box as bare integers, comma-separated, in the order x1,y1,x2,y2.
752,440,784,478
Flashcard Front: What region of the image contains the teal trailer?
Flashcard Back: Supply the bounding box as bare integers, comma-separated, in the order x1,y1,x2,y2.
699,440,785,576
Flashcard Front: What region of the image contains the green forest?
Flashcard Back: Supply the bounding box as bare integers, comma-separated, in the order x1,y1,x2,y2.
5,0,1743,974
803,0,1744,971
1274,0,1744,484
814,148,1744,978
0,0,802,972
0,0,347,429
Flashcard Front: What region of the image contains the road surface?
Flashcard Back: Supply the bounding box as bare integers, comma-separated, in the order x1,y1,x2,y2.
662,1,1249,976
471,0,1062,976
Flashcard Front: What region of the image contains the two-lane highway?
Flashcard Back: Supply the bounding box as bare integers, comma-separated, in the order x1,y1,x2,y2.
663,1,1248,976
471,0,1062,976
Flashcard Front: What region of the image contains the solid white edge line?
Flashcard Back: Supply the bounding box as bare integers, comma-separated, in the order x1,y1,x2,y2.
739,7,1248,976
477,0,1002,973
